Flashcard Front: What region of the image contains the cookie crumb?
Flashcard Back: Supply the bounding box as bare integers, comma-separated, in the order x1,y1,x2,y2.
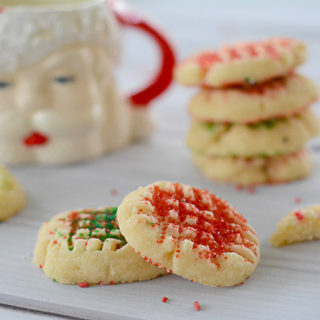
161,297,169,303
78,282,90,288
295,197,302,203
193,301,201,311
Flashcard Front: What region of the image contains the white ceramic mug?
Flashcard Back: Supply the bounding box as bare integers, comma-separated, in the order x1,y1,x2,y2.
0,0,175,164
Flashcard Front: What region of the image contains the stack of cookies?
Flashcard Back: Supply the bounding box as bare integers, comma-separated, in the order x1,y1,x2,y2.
175,38,320,186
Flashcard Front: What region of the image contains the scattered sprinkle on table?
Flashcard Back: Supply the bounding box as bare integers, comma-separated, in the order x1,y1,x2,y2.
161,297,169,303
295,197,302,203
193,301,201,311
247,186,255,194
110,189,118,196
78,282,90,288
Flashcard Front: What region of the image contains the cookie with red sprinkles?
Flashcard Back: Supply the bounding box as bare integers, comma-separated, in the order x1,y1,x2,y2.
270,205,320,247
175,38,306,88
117,181,260,287
33,207,165,285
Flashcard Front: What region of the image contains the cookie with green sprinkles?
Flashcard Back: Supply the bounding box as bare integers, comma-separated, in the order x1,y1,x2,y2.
33,207,166,285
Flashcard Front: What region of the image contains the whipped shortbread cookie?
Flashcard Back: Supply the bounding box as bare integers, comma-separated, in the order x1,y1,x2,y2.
33,207,165,285
270,205,320,247
117,181,260,287
175,38,306,87
189,74,318,123
0,166,26,221
187,109,320,158
191,149,312,186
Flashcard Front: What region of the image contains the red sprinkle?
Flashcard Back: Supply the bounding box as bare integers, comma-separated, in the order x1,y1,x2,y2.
235,184,243,191
161,297,169,303
52,240,58,245
295,211,304,221
193,301,201,311
110,189,118,196
39,265,43,269
24,132,48,146
78,282,90,288
247,186,255,194
144,183,255,262
295,197,302,204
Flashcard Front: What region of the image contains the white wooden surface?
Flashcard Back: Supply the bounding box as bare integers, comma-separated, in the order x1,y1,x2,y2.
1,0,320,319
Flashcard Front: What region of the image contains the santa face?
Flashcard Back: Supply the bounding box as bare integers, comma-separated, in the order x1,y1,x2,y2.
0,44,131,164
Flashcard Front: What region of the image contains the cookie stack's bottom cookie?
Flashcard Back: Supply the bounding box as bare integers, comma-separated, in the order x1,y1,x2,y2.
33,207,166,285
175,38,320,185
192,149,312,186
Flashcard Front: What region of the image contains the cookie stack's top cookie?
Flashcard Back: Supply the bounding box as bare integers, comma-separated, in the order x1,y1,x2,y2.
175,38,319,185
175,38,306,88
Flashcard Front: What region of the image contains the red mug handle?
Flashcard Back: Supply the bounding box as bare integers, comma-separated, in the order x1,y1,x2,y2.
109,0,176,108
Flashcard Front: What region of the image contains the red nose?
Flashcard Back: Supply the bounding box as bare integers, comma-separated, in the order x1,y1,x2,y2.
24,132,49,146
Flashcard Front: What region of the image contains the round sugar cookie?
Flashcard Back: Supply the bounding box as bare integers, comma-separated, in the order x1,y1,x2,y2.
33,207,166,285
117,181,260,287
189,74,318,123
191,149,312,186
187,109,320,158
0,166,26,221
270,205,320,247
175,38,306,87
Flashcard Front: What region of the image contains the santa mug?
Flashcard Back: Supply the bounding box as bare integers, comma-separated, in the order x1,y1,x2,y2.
0,0,175,164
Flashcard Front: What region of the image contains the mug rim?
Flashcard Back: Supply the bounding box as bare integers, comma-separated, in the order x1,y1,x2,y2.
0,0,107,12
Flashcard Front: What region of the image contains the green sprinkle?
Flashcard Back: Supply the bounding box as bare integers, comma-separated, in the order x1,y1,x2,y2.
147,222,154,226
257,153,269,158
52,278,57,282
274,151,283,157
248,119,277,130
66,207,126,250
201,123,215,131
244,77,256,85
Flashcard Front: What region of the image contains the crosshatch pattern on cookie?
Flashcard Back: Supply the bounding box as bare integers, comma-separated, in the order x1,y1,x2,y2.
137,183,258,267
192,38,297,70
49,207,126,250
